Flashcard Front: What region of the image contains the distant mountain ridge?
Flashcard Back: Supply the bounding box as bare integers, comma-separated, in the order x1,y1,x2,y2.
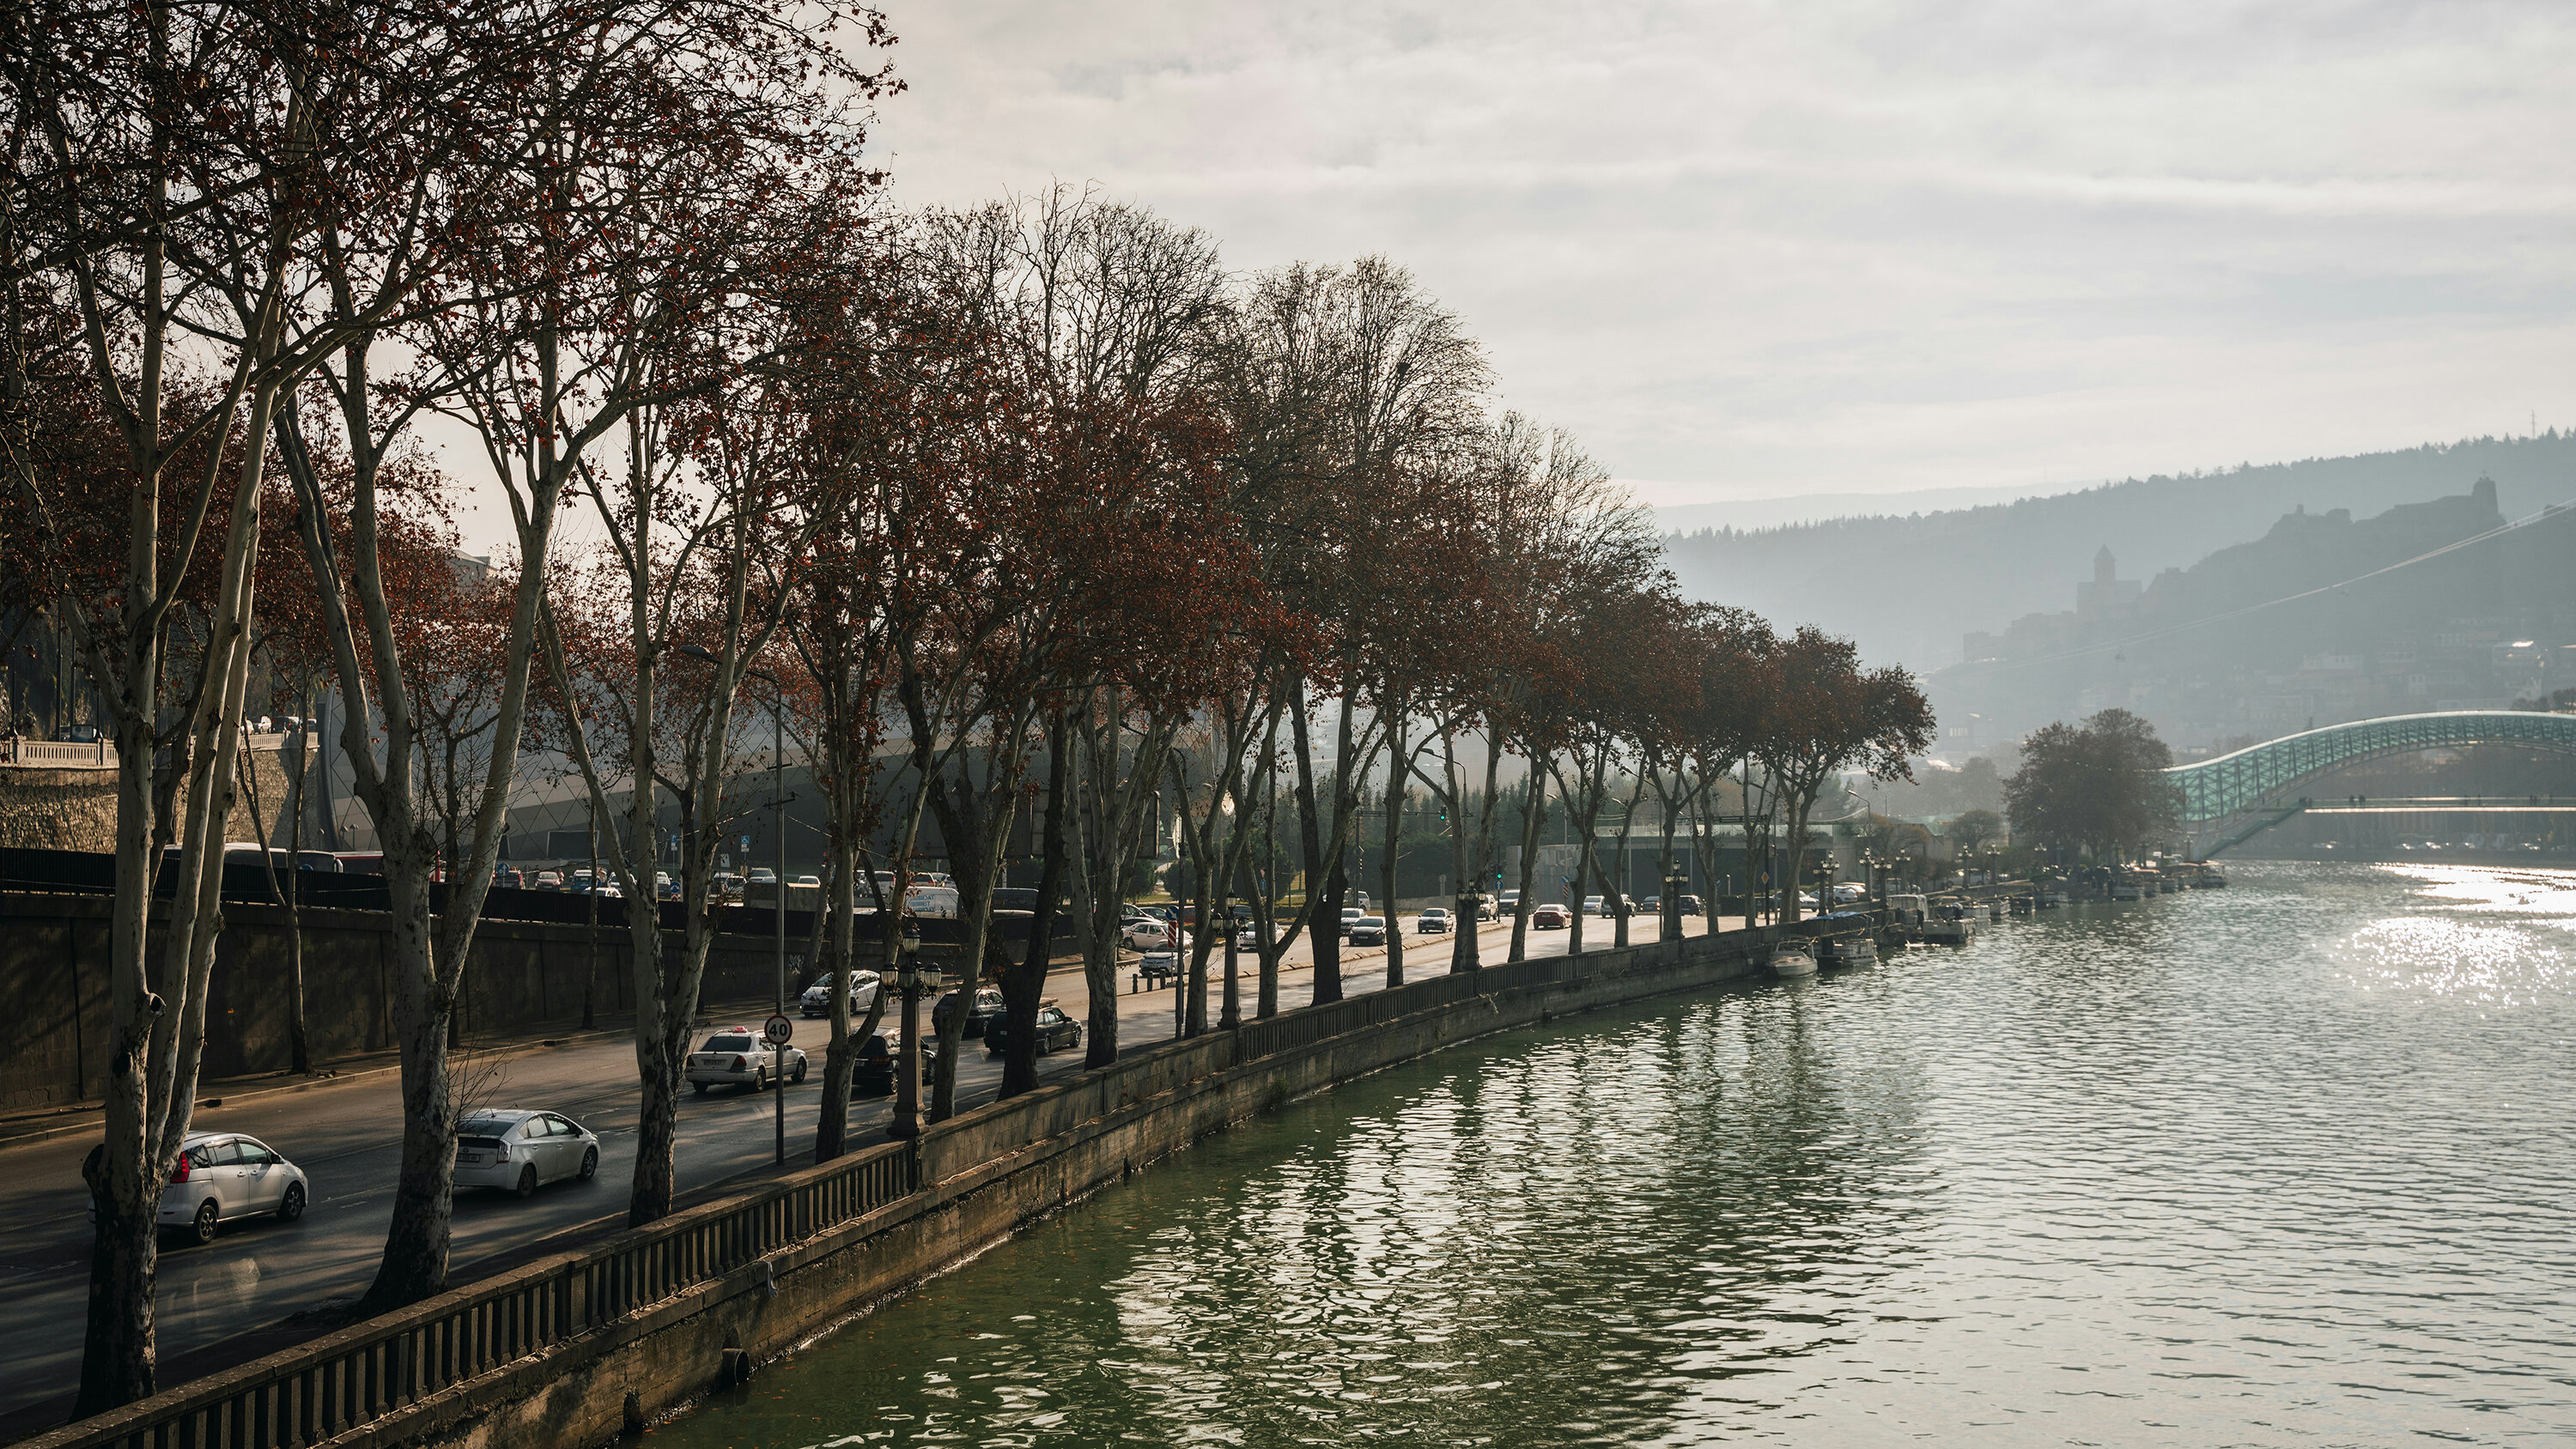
1659,433,2576,672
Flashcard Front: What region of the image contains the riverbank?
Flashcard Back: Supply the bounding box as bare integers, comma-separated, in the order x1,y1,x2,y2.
21,921,1802,1449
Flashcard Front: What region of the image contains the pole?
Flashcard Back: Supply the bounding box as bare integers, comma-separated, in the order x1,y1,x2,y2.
773,697,787,1168
891,929,920,1139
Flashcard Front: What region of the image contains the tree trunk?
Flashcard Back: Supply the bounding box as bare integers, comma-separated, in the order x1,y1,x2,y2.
360,870,455,1312
1510,760,1546,961
1000,728,1070,1098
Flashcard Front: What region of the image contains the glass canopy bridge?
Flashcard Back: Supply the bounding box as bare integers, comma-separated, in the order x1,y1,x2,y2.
2168,710,2576,856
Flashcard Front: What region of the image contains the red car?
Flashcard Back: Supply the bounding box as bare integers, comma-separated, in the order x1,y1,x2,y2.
1531,904,1571,930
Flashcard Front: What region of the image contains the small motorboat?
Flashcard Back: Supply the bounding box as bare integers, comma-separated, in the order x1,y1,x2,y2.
1769,945,1819,978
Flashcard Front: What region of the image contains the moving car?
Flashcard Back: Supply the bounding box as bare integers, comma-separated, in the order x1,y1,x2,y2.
799,968,883,1018
1137,949,1183,985
1416,907,1452,934
454,1110,599,1197
1340,906,1365,938
937,985,1008,1039
532,870,564,890
685,1027,808,1094
141,1131,308,1245
1532,904,1571,930
985,999,1082,1056
1498,890,1522,918
1346,915,1388,947
1583,894,1605,916
1678,894,1704,916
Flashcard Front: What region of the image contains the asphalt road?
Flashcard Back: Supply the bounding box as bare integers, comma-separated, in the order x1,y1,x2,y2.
0,909,1715,1424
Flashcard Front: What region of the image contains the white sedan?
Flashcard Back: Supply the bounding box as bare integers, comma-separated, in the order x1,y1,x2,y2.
147,1132,309,1245
454,1110,600,1197
1416,907,1453,934
686,1027,809,1094
799,969,883,1018
1121,917,1175,950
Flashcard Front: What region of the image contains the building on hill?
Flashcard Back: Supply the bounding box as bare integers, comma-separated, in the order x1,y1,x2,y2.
1930,477,2576,752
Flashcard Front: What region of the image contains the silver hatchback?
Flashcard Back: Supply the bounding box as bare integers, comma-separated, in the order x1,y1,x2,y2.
454,1110,600,1197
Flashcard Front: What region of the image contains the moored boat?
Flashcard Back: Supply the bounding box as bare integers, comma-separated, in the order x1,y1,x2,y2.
1769,945,1819,978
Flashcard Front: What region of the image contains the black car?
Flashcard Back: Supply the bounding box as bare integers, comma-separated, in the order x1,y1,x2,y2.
848,1034,895,1097
985,1001,1082,1056
1346,916,1388,947
1679,894,1704,916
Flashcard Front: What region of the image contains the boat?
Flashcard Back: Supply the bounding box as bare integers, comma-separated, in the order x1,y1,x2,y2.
1817,936,1878,969
1769,945,1818,978
1986,900,2005,923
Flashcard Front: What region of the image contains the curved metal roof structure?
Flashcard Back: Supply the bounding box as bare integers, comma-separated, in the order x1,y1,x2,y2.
2166,710,2576,822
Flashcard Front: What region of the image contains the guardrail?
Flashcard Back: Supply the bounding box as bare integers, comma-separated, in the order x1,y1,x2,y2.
46,1141,918,1449
1,737,117,769
35,930,1753,1449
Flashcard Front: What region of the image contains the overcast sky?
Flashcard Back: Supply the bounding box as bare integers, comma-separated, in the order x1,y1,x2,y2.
854,0,2573,513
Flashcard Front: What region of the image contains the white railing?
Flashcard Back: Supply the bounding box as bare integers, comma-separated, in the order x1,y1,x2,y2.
1,736,118,768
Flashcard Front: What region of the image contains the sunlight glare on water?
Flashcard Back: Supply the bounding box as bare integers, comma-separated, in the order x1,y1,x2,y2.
661,863,2576,1448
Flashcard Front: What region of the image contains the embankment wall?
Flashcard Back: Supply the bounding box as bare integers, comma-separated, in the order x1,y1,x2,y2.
21,927,1791,1449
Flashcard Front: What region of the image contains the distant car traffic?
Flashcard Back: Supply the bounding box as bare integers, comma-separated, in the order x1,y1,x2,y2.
1416,907,1452,934
685,1028,808,1094
129,1132,308,1245
453,1110,599,1197
1532,904,1571,930
985,1000,1081,1056
1347,916,1388,947
799,969,883,1018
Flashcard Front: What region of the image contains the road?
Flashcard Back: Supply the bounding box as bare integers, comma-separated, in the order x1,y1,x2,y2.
0,909,1719,1426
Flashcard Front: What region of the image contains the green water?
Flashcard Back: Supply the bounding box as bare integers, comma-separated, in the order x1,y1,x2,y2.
659,863,2576,1446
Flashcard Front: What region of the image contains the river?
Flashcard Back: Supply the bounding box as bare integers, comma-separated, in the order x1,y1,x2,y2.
655,862,2576,1446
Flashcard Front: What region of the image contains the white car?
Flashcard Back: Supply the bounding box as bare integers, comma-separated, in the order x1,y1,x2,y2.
799,969,883,1018
1339,906,1365,938
1832,882,1867,904
1121,917,1174,950
686,1027,809,1094
1416,907,1452,933
454,1110,600,1197
143,1131,309,1244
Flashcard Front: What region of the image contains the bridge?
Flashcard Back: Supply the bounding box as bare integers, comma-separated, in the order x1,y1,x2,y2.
2166,710,2576,856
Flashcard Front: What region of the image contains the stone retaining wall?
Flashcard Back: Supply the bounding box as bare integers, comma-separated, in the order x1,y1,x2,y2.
16,927,1783,1449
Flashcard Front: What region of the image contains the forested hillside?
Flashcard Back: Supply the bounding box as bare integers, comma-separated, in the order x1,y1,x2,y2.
1661,433,2576,670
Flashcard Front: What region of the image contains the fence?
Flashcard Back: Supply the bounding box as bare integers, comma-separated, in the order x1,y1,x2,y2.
1,738,116,770
33,929,1758,1449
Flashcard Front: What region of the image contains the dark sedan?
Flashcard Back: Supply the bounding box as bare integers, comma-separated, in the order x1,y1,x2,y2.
985,1001,1082,1056
1346,915,1387,947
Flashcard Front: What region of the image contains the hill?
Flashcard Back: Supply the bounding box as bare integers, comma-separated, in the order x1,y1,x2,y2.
1659,433,2576,673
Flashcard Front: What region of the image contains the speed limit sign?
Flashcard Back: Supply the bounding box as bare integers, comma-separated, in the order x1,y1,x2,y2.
762,1015,794,1046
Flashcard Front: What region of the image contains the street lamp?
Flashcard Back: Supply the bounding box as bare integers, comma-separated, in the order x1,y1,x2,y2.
680,643,789,1167
890,921,925,1139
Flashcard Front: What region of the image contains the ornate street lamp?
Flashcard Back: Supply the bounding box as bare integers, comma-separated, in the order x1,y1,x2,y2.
889,921,925,1140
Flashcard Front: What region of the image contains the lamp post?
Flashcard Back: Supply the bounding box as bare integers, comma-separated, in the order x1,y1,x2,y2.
682,644,788,1167
890,922,924,1139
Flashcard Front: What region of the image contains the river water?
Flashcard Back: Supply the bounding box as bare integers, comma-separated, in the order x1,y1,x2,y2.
659,863,2576,1447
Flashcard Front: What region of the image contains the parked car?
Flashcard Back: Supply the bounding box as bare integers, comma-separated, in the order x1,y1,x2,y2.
685,1028,807,1094
453,1110,599,1197
937,985,1008,1039
1832,882,1868,904
985,999,1081,1056
128,1131,308,1245
1416,907,1452,934
1121,917,1174,950
1532,904,1571,930
799,968,883,1018
1347,915,1388,947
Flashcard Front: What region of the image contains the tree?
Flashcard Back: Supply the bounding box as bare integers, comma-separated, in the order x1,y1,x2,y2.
2004,708,2180,865
1947,808,2005,861
1756,627,1935,925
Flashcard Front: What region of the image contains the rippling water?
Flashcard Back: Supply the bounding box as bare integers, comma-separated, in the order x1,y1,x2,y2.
661,863,2576,1447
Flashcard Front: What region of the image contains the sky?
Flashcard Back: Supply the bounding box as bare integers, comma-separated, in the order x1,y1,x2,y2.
841,0,2574,517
